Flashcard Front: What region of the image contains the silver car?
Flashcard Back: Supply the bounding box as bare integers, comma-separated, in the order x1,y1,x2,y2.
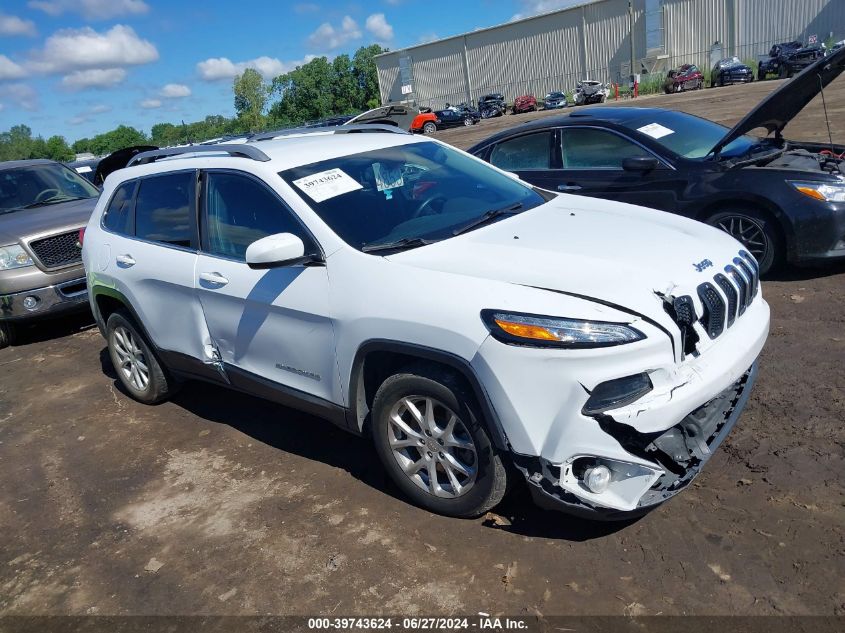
0,159,99,348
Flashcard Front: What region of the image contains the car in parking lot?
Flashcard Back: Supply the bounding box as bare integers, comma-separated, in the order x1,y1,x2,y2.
511,94,537,114
1,159,100,348
664,64,704,92
82,125,768,520
758,41,825,79
543,91,568,109
468,47,845,274
433,105,480,129
478,93,506,118
711,56,754,86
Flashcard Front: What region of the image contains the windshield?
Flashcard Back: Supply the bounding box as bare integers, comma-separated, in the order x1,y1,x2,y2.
621,111,758,159
0,163,99,214
279,140,545,251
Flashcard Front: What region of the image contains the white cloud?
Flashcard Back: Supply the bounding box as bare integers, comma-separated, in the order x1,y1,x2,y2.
0,13,37,37
0,55,27,81
196,55,315,81
29,25,158,76
293,2,319,12
28,0,149,20
307,15,361,50
5,83,38,110
417,32,438,44
511,0,597,20
61,68,126,90
89,104,112,114
365,13,393,42
160,83,191,98
140,98,162,109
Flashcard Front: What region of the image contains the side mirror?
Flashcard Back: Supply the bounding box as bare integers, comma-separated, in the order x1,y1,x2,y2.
246,233,315,269
622,156,660,172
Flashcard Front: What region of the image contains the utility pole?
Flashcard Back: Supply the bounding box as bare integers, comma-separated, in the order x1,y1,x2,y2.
629,0,636,82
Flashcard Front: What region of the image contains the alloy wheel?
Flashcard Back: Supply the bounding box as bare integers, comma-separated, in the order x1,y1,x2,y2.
387,395,478,498
112,325,150,391
715,214,769,262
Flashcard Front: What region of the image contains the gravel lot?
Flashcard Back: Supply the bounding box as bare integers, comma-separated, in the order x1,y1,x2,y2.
1,78,843,617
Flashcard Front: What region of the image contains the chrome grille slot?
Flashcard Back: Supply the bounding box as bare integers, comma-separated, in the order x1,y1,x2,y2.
739,250,759,298
734,259,755,309
714,274,738,327
697,282,725,339
725,265,748,316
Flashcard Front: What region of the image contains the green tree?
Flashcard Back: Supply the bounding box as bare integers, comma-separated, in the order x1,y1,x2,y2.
0,125,34,161
234,68,268,131
88,125,148,155
352,44,387,110
45,135,75,162
72,138,92,154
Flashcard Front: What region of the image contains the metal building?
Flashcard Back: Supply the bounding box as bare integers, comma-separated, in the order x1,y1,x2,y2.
375,0,845,109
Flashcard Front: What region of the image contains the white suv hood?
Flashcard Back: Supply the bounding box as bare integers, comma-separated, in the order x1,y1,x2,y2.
390,196,745,324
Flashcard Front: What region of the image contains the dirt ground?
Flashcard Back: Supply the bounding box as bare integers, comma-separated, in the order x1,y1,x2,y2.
1,78,844,618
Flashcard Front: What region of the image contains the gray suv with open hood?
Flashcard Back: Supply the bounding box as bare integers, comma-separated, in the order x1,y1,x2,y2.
0,159,99,348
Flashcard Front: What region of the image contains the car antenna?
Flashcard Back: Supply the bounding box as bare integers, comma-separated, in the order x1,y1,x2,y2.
818,73,835,155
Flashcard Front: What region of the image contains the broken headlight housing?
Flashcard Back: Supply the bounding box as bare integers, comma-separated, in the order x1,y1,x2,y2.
482,310,645,349
582,373,653,414
789,181,845,202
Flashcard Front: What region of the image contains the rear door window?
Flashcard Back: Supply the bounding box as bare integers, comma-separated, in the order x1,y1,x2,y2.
102,180,136,235
488,132,552,171
135,172,196,248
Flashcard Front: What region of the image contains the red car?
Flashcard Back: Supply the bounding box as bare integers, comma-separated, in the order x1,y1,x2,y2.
664,64,704,93
511,94,537,114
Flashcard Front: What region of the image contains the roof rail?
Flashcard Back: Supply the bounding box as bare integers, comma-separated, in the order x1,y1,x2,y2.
127,144,270,167
249,123,409,142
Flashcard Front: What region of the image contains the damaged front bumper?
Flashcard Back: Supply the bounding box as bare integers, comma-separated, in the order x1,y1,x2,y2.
515,363,757,520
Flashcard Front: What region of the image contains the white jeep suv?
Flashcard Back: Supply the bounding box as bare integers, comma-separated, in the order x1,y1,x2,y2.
82,127,769,519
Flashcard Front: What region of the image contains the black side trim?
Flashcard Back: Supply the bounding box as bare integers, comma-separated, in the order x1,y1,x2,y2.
224,364,348,429
348,340,510,450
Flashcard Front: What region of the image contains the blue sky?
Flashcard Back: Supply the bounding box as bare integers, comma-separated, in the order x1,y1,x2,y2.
0,0,588,142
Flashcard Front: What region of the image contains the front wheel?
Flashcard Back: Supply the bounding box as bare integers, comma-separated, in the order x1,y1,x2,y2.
463,117,474,126
106,311,176,404
0,321,14,350
706,208,783,274
371,368,508,517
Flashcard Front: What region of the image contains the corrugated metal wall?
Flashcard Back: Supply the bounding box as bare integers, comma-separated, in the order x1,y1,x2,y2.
375,0,845,107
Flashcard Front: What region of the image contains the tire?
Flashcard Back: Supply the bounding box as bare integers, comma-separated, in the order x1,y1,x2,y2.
778,65,788,79
371,367,508,518
0,321,14,350
422,121,437,135
757,65,765,81
463,117,473,126
106,311,176,404
706,208,783,275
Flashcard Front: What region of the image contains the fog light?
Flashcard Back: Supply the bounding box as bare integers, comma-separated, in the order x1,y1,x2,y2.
583,465,612,493
22,295,39,311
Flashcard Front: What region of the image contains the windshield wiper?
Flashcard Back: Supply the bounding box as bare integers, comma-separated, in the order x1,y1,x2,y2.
451,203,523,236
361,237,435,254
21,195,89,209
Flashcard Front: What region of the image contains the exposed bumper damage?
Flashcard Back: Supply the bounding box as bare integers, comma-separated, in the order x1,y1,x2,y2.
516,363,757,520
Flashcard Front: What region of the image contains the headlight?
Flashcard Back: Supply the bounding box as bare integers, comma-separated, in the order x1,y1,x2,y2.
0,244,34,270
789,181,845,202
482,310,645,348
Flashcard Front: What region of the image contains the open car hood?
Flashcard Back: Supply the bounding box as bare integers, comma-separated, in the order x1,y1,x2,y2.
710,45,845,157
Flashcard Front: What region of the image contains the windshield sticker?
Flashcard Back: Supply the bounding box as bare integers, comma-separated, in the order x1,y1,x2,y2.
292,168,363,203
75,165,93,173
637,123,674,139
373,163,404,193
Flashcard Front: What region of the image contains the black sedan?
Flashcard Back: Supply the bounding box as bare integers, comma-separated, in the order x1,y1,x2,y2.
468,47,845,274
711,56,754,86
434,106,480,129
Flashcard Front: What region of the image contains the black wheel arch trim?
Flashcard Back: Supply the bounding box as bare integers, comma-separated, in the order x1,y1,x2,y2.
347,339,511,451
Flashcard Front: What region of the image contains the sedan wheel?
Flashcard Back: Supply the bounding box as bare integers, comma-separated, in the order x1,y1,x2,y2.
463,117,474,126
387,395,478,498
707,209,782,274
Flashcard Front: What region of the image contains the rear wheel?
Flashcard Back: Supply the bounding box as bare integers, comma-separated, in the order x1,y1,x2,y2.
706,208,783,274
463,116,474,126
422,121,437,135
371,368,508,517
0,321,14,350
106,311,176,404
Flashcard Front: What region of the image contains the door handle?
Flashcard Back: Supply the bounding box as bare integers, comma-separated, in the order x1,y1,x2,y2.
557,184,583,192
199,271,229,287
116,254,135,267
